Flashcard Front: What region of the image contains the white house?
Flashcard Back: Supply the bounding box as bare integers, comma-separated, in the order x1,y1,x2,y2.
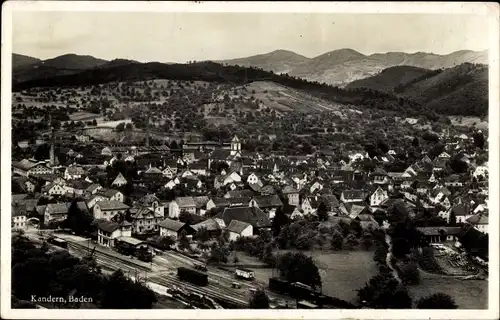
111,173,127,187
473,165,488,179
467,212,488,234
42,183,66,196
282,185,300,206
93,201,130,221
97,220,132,248
12,205,27,229
370,187,389,207
168,197,196,218
301,197,317,215
158,219,194,240
438,152,451,159
246,173,262,185
87,194,107,210
98,189,124,203
214,171,242,189
309,181,324,194
227,220,253,241
64,166,85,180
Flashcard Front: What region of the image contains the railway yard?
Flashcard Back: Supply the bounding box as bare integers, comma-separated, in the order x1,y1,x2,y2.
29,230,295,309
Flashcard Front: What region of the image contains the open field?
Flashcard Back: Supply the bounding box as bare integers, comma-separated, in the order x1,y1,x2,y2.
237,249,378,304
449,116,488,130
409,270,488,309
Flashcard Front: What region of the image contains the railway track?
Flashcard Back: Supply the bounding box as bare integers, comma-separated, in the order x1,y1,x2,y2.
150,272,248,308
68,242,151,273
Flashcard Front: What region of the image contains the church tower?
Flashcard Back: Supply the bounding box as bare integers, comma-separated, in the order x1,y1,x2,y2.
230,135,241,156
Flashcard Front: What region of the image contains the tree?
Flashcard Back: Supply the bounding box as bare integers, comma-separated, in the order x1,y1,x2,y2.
361,232,374,250
345,234,359,249
316,202,329,222
116,122,125,132
271,206,290,236
276,252,322,290
92,119,97,126
125,123,134,131
101,269,157,308
249,289,270,309
416,293,458,309
208,246,230,264
411,137,419,147
349,220,362,237
357,273,412,308
331,230,343,251
178,231,191,251
398,261,420,285
473,132,485,149
64,199,93,236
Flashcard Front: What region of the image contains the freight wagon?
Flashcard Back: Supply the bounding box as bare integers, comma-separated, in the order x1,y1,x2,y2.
178,267,209,286
268,277,357,309
235,267,255,280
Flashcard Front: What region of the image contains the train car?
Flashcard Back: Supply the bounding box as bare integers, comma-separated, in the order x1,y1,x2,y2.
114,238,153,262
235,267,255,280
178,267,209,286
47,237,68,249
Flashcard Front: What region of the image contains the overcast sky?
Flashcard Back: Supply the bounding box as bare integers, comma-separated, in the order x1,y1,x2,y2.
12,11,489,63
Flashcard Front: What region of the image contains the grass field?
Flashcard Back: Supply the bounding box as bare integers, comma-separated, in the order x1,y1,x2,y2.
409,270,488,309
241,249,378,304
449,116,488,130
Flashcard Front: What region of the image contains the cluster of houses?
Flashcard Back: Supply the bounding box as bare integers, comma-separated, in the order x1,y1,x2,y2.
11,133,489,252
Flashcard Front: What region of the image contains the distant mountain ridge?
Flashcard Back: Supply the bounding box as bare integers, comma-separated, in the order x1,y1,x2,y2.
12,53,41,68
218,49,488,86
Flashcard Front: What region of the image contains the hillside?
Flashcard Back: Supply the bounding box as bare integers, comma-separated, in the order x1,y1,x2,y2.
395,63,488,116
345,66,435,92
217,50,310,74
12,53,41,68
12,53,109,84
219,49,488,86
34,54,109,70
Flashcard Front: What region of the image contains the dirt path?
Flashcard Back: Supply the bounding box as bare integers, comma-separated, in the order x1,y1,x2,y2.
385,233,402,283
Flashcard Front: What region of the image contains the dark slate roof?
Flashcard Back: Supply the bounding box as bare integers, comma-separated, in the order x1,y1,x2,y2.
215,207,270,228
97,220,120,233
341,190,365,200
227,220,252,234
158,218,186,232
225,189,255,199
251,195,283,208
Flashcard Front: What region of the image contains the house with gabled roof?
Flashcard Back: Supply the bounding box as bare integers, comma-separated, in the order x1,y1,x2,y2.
214,171,242,189
169,196,196,218
466,211,488,234
301,197,318,216
158,218,195,239
129,206,163,234
369,186,389,207
93,201,130,221
249,195,283,219
309,180,324,194
64,165,85,180
370,168,389,184
42,182,66,196
97,188,124,203
111,172,128,187
282,185,300,206
224,189,255,199
192,218,226,238
227,220,253,241
97,220,132,248
86,183,103,195
340,190,365,204
214,206,270,232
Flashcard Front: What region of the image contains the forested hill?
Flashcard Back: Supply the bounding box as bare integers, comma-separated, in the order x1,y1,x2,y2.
345,66,436,93
12,61,432,117
12,60,485,117
345,63,488,117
